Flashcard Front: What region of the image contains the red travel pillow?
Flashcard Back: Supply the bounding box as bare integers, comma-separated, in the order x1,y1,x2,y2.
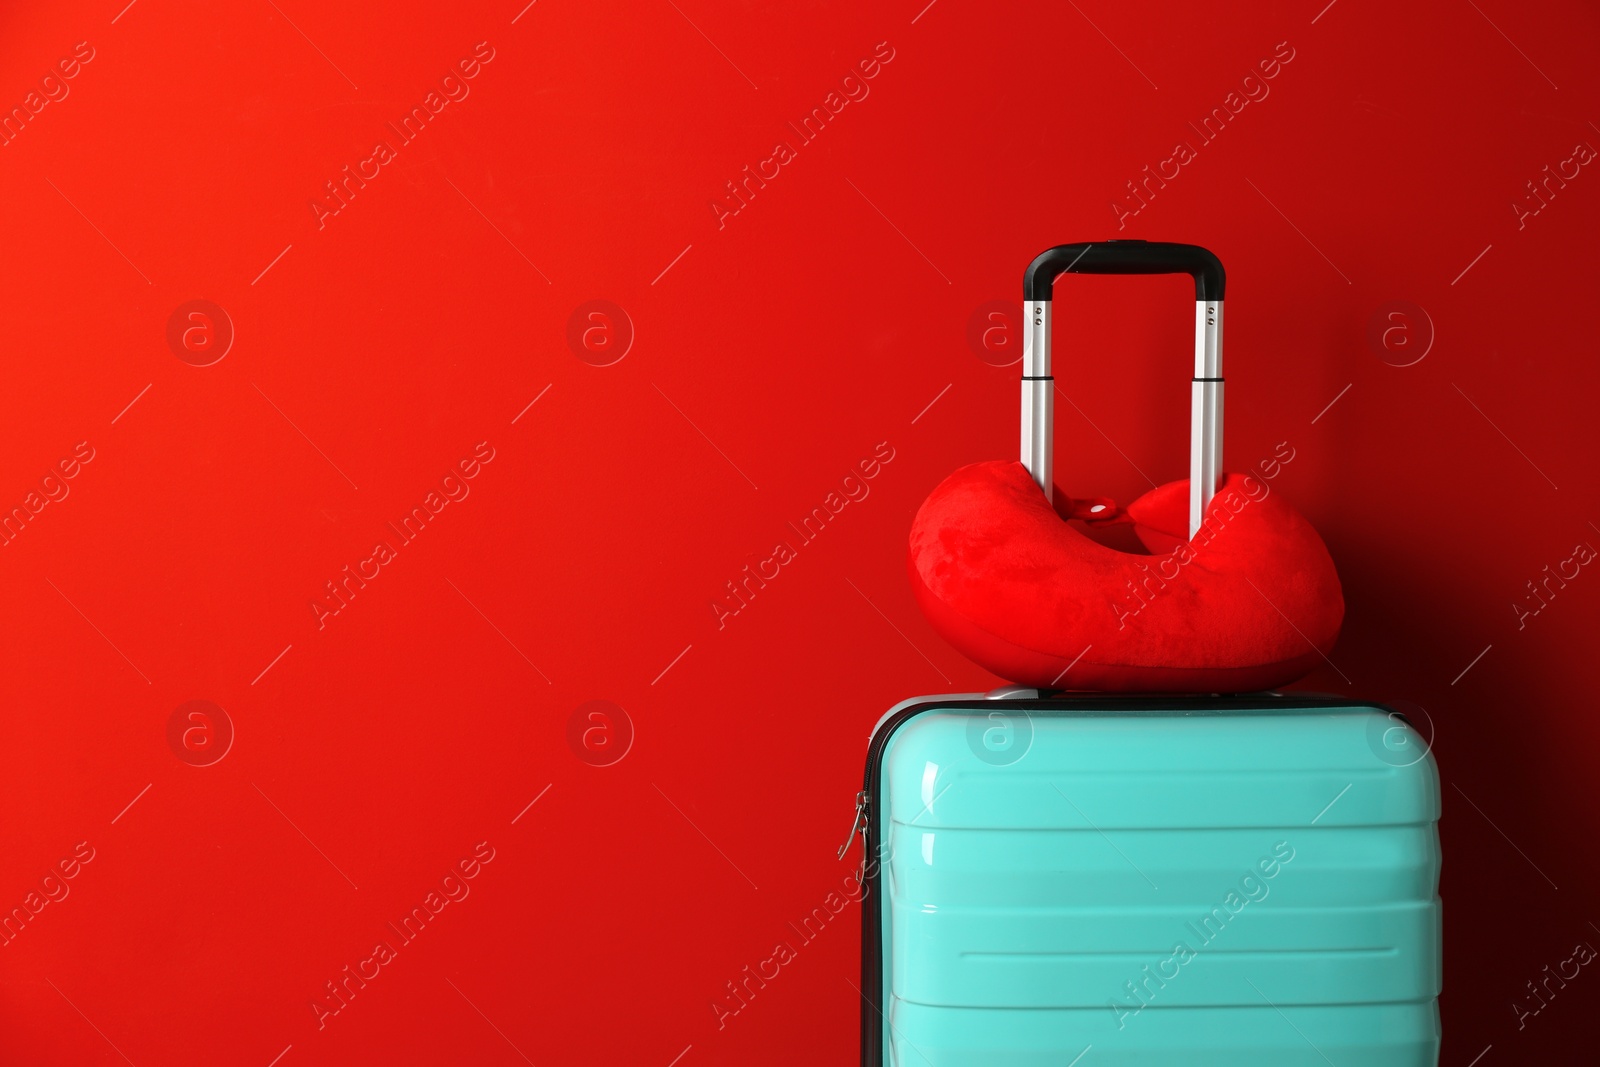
908,461,1343,692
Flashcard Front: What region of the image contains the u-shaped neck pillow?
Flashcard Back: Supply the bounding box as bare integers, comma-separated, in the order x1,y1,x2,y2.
908,461,1344,692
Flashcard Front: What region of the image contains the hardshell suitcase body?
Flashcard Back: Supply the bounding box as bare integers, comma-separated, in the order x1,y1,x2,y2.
853,692,1442,1065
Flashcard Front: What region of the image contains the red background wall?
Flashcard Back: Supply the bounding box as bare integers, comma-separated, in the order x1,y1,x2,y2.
1,0,1597,1063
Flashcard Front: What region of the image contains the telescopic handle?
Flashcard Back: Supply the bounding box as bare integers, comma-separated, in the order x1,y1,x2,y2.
1021,241,1226,539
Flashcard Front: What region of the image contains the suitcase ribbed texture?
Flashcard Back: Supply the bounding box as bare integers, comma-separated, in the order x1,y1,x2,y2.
867,700,1440,1066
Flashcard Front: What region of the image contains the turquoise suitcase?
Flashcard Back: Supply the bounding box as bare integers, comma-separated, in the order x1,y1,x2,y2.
851,691,1441,1065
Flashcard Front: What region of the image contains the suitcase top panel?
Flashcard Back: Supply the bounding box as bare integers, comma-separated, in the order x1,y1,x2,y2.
878,700,1439,831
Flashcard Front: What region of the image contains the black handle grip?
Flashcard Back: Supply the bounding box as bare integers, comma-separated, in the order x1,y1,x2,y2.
1024,240,1225,302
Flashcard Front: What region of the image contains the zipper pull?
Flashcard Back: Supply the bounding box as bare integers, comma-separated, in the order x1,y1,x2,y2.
838,790,869,860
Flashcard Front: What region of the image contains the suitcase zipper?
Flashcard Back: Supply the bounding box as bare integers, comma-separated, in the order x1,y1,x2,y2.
857,704,929,1067
838,790,870,861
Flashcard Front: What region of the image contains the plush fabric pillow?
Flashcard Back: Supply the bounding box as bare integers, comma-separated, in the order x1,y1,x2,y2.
908,461,1343,692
